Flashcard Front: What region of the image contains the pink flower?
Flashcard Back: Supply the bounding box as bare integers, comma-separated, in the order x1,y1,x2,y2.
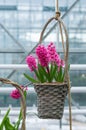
36,45,50,67
47,42,59,62
47,42,65,67
26,55,37,71
55,55,65,67
10,86,27,99
47,42,57,54
10,89,21,99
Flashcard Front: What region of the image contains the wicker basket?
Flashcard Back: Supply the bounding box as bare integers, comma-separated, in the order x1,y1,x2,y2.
34,83,68,119
0,78,26,130
34,11,69,119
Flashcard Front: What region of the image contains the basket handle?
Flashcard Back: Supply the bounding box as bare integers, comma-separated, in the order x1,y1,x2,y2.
38,14,69,82
0,78,26,130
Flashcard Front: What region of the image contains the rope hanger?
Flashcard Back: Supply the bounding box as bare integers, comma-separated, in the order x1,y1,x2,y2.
39,0,72,130
55,0,72,130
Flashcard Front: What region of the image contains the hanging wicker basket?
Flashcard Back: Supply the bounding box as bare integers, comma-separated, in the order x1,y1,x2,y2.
34,83,68,119
34,11,69,119
0,78,26,130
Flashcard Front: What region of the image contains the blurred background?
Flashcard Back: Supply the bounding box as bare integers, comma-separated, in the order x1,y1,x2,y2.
0,0,86,129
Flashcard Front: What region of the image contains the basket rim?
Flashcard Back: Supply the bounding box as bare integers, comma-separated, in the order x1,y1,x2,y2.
34,82,67,86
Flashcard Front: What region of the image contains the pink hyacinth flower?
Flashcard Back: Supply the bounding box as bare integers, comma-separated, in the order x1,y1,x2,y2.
36,45,50,67
47,42,59,62
10,86,27,99
47,42,65,67
10,89,21,99
26,55,37,71
55,55,65,67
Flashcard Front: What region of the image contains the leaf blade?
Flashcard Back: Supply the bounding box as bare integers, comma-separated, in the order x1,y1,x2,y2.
24,73,39,83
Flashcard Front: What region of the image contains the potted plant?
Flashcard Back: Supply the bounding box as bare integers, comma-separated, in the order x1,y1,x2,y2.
24,42,69,119
24,8,70,119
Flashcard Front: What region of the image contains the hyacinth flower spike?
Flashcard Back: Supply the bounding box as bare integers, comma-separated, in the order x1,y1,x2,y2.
24,55,40,83
24,42,67,83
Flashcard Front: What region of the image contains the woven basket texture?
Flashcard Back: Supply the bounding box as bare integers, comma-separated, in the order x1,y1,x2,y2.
34,83,68,119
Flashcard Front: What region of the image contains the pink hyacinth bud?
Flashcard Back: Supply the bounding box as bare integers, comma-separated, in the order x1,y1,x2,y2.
26,55,37,71
36,45,50,67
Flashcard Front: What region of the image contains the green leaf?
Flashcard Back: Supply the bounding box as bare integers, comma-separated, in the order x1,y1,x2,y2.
54,66,65,82
37,64,47,82
50,64,57,81
58,66,63,81
0,108,10,130
38,64,51,82
34,69,44,83
4,117,15,130
24,90,27,99
61,72,65,82
54,73,58,81
58,66,65,82
24,73,39,83
14,109,22,129
34,69,40,80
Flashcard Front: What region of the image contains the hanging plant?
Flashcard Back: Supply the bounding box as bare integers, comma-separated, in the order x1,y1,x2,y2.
24,42,66,83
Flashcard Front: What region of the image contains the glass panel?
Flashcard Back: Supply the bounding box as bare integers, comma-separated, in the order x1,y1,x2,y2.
70,70,86,86
18,11,30,28
18,0,31,5
0,93,37,107
5,11,18,28
72,93,86,106
5,0,17,5
0,0,4,4
0,53,25,64
0,1,86,124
